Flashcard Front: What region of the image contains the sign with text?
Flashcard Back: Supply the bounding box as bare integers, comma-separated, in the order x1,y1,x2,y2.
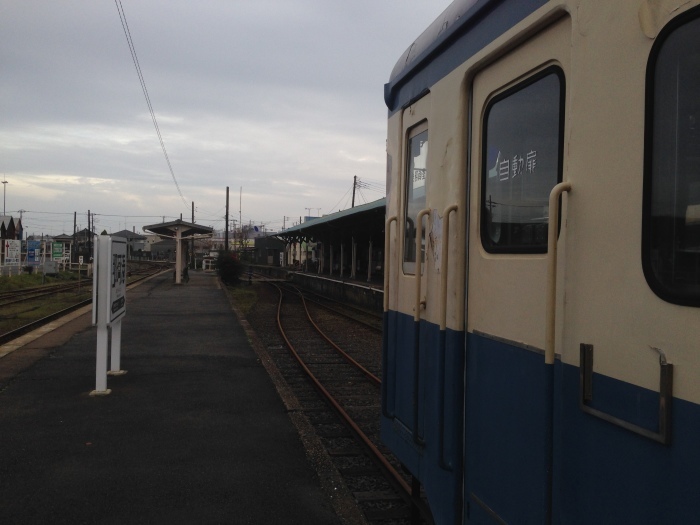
110,240,127,322
4,239,20,265
92,235,127,326
91,235,128,395
52,242,63,261
27,240,41,266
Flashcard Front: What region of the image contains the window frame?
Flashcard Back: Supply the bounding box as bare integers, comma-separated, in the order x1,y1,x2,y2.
402,120,429,275
642,6,700,308
479,65,566,254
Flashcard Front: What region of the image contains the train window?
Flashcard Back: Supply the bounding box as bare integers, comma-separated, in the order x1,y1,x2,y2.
644,10,700,306
481,68,565,253
403,124,428,274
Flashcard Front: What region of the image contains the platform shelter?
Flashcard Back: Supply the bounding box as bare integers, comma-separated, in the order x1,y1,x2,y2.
275,198,385,282
143,219,213,284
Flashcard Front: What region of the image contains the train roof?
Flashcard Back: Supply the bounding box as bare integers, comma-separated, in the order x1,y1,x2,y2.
384,0,547,113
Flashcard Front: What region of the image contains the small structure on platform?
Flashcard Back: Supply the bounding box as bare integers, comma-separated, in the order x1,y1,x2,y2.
253,236,286,267
91,234,128,396
143,220,213,284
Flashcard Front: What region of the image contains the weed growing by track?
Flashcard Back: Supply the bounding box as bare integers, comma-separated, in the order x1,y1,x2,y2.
226,283,258,315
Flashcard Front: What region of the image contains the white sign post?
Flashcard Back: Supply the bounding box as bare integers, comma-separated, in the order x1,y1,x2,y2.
90,235,127,396
4,239,20,266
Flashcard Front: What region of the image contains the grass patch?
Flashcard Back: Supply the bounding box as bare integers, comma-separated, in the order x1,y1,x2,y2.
0,271,79,292
0,290,92,334
227,283,258,315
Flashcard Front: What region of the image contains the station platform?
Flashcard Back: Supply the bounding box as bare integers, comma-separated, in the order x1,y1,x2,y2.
0,271,344,524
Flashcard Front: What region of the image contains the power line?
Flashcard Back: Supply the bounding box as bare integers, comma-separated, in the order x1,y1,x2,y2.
114,0,188,208
328,185,353,213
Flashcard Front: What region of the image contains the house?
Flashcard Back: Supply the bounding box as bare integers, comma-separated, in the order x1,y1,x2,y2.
0,216,21,241
111,229,147,259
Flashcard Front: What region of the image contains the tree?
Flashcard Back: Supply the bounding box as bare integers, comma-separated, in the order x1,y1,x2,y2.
217,251,241,284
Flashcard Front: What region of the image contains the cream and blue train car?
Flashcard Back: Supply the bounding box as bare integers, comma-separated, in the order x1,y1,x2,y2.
381,1,700,523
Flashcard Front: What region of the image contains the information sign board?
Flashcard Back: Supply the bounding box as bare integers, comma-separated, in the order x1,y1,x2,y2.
4,239,20,265
52,242,63,261
93,236,127,325
110,239,127,322
27,240,41,266
91,235,128,395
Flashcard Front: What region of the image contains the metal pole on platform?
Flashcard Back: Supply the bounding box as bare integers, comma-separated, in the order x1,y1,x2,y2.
368,240,373,282
351,237,356,279
108,318,126,376
175,227,182,284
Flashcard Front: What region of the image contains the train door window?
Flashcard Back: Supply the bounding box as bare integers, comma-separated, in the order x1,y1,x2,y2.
481,67,565,253
403,123,428,274
644,10,700,306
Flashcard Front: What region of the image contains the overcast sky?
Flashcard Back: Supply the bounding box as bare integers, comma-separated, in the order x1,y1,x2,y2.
1,1,450,237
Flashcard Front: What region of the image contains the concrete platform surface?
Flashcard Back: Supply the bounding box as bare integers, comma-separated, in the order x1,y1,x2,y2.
0,271,341,525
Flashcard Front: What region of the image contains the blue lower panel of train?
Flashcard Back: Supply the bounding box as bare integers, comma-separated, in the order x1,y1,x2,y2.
381,310,465,525
555,365,700,524
382,312,700,524
464,333,549,523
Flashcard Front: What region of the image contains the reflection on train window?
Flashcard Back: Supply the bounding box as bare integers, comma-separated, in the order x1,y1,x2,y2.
481,68,564,253
403,126,428,274
645,13,700,305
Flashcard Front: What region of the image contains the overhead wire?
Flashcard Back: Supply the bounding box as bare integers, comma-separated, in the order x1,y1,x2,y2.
114,0,188,209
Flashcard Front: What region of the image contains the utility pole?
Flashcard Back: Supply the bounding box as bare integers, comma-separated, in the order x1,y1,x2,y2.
88,210,91,258
225,186,229,252
191,201,195,268
239,186,242,255
16,209,24,241
73,211,77,264
2,176,8,216
351,175,357,208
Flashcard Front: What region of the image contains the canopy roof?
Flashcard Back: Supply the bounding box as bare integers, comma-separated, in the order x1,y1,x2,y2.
143,219,213,239
275,198,385,244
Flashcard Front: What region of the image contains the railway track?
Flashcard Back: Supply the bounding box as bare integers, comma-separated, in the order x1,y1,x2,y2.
0,262,168,346
247,279,433,525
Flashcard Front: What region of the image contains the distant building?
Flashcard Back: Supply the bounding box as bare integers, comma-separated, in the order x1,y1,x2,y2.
253,236,286,266
111,229,147,259
151,239,177,261
0,216,22,241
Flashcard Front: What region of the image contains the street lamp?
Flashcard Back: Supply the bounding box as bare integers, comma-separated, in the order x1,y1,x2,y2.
2,176,7,216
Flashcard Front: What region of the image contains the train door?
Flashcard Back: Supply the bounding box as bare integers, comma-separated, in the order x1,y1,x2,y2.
464,18,570,523
383,89,467,523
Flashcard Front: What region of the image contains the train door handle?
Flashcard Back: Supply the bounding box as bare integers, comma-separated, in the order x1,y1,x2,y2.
579,343,673,445
414,208,431,321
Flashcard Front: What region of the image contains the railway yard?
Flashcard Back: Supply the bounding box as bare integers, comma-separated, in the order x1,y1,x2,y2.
0,267,432,525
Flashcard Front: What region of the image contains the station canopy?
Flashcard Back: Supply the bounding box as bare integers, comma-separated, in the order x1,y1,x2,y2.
143,219,213,239
275,198,385,246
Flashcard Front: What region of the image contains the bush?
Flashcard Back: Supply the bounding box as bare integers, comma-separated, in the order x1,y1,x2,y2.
217,252,242,284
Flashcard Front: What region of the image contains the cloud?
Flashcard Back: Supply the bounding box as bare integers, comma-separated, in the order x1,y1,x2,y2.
1,0,451,235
